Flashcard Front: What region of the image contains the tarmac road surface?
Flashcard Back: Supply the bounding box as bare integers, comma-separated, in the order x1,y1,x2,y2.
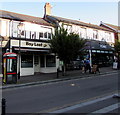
2,72,119,114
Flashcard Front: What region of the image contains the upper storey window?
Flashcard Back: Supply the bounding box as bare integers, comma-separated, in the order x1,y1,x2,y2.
93,30,98,39
11,21,52,40
80,28,86,39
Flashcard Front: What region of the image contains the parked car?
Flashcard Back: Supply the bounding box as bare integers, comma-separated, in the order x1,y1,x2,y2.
73,61,84,70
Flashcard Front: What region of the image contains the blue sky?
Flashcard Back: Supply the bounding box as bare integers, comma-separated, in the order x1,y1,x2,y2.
0,2,118,25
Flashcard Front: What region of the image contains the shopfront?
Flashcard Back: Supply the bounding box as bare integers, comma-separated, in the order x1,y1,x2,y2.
11,39,58,76
86,40,114,67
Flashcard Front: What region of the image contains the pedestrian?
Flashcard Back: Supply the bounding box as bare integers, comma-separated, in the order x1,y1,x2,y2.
92,63,100,74
81,60,85,73
84,58,91,73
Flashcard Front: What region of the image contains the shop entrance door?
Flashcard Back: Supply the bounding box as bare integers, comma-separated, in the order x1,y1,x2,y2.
34,55,40,73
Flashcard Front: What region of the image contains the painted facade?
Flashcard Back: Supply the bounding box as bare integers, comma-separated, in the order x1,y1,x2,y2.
0,3,116,77
0,11,59,76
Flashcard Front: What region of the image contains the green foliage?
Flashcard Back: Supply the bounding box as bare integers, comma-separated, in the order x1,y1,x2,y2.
48,25,87,64
114,39,120,53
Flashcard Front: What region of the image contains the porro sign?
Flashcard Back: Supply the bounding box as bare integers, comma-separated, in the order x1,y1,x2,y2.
100,44,107,49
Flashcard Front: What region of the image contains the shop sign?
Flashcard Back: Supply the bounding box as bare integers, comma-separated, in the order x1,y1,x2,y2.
100,44,107,49
25,42,48,48
11,40,50,49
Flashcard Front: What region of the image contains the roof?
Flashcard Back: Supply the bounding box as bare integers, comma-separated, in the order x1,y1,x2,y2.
100,22,120,32
46,15,113,32
0,10,52,26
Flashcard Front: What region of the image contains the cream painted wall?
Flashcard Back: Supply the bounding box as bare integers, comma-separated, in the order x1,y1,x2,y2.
0,19,10,38
59,22,115,44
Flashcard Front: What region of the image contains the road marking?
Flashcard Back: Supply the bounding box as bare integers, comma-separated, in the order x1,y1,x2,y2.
49,93,117,113
70,83,75,86
91,103,120,113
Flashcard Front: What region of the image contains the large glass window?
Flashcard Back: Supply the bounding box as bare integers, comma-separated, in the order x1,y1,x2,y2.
40,55,45,67
21,54,33,68
46,55,56,67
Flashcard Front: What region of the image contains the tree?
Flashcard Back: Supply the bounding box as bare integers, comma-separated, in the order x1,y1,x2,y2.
114,39,120,53
48,25,87,75
114,39,120,69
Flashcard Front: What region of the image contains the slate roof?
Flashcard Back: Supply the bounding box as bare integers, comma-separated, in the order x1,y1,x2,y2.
0,10,52,26
100,22,120,32
46,15,113,32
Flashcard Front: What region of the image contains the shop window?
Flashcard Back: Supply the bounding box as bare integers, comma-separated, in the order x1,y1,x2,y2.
46,55,56,67
21,54,33,68
39,32,43,38
34,55,39,65
40,55,45,67
44,32,47,38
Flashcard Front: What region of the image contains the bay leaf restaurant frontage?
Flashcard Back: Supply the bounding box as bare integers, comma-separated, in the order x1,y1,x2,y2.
1,10,58,76
11,40,58,76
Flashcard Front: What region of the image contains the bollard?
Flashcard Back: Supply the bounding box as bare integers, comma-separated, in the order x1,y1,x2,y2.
57,68,59,78
2,98,6,115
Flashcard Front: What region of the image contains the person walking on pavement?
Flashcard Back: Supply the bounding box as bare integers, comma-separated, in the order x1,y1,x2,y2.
84,58,91,73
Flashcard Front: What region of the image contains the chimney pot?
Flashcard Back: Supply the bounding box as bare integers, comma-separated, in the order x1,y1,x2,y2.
44,3,52,16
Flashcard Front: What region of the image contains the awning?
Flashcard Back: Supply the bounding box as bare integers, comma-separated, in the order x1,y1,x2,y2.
14,47,50,53
85,40,114,51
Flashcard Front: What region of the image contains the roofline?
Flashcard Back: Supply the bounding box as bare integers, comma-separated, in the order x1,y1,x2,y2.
100,21,118,32
46,15,114,32
0,10,54,27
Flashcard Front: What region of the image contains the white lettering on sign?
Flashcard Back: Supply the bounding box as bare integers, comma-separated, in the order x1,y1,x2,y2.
100,45,107,49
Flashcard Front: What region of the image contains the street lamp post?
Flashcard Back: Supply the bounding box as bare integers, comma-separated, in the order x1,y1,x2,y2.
0,36,3,77
17,22,24,79
89,39,92,67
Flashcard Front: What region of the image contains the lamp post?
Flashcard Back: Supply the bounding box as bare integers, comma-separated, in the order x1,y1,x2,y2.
0,36,3,76
17,22,24,79
89,39,92,67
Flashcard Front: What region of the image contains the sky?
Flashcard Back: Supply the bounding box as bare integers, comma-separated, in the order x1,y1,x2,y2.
0,1,118,26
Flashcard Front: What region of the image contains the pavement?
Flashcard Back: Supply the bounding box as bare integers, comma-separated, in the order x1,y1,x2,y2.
1,66,119,89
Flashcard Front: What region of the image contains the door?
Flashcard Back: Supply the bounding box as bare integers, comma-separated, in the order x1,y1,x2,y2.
34,55,40,72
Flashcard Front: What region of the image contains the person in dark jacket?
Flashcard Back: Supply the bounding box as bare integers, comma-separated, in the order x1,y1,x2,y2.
84,58,91,73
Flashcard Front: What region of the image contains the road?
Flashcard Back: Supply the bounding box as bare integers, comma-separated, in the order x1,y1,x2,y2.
3,72,120,114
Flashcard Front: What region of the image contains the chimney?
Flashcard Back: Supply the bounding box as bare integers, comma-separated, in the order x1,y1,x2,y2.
44,3,52,16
